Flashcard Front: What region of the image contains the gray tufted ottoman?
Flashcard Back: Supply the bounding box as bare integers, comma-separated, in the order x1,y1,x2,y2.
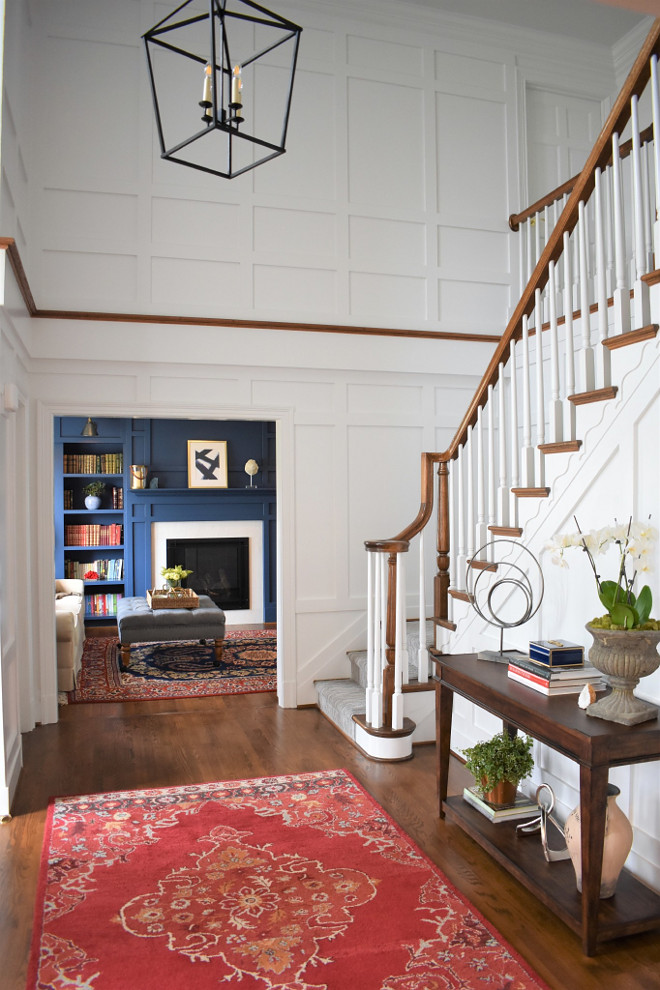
116,595,226,670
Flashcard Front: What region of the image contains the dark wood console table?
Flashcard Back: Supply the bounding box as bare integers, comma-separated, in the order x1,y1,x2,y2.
431,651,660,955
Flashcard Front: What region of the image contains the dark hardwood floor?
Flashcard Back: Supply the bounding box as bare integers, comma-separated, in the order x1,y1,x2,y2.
3,690,660,989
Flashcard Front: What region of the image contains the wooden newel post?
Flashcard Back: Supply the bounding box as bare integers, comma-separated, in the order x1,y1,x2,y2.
435,460,450,622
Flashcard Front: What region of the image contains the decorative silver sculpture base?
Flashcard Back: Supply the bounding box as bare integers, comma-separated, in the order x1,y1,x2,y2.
478,649,529,665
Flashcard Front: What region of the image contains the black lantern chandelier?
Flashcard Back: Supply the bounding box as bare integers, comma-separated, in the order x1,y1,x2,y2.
143,0,302,179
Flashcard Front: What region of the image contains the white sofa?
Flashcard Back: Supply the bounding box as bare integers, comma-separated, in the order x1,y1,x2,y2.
55,579,85,691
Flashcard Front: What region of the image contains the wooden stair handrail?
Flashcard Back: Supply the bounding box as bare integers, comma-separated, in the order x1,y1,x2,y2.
441,17,660,464
509,123,655,231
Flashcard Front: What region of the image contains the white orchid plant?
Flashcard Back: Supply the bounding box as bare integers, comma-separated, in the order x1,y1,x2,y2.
546,517,658,630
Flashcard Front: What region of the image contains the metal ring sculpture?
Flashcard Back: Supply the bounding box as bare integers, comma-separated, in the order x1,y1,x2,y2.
466,539,544,633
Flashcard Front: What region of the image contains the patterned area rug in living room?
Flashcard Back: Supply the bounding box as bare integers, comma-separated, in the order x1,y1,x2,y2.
66,630,276,703
27,768,549,990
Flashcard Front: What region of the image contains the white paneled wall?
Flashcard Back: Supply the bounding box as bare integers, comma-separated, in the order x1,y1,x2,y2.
19,0,620,334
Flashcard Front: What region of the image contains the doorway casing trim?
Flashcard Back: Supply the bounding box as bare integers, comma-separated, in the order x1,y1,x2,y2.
35,400,295,724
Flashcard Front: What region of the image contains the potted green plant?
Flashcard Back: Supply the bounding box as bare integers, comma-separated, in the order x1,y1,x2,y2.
546,517,660,725
82,480,105,509
462,730,534,808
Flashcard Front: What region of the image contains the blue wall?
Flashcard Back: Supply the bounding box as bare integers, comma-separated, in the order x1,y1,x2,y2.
55,417,277,622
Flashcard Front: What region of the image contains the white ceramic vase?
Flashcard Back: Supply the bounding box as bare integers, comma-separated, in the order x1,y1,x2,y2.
84,495,101,510
563,783,633,899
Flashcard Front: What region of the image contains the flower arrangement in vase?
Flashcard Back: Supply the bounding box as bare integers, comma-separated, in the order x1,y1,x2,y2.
546,517,659,725
160,564,193,590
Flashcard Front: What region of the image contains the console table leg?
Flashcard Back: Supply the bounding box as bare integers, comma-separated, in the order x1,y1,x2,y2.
120,644,131,670
579,764,609,956
435,680,453,819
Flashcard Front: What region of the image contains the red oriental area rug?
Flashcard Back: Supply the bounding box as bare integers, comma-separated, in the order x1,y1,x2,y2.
66,630,276,703
28,769,548,990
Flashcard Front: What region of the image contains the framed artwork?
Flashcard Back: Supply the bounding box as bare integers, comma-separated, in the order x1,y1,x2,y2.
187,440,228,489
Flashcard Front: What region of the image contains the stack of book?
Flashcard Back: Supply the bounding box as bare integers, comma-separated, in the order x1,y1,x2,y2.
462,786,539,823
508,654,606,696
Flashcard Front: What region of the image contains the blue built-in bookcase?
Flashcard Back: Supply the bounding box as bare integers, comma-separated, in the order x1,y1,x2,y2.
54,417,277,622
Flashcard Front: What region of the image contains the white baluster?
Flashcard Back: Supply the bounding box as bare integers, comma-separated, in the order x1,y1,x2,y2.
391,554,404,731
497,371,509,527
643,140,653,274
475,407,488,558
487,384,496,533
578,201,595,392
651,55,660,258
466,425,475,564
397,552,409,687
631,94,651,327
417,531,428,683
449,457,457,590
527,216,534,283
594,168,611,388
366,551,375,724
520,315,535,485
534,289,546,487
519,218,527,297
371,553,387,729
604,161,615,299
563,231,577,441
611,132,631,336
548,261,563,441
456,443,467,589
509,340,520,525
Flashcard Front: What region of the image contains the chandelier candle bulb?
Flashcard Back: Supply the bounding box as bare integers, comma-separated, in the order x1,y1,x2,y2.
201,63,212,106
231,64,242,108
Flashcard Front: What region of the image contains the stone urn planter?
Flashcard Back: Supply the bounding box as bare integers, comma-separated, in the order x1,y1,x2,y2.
585,623,660,726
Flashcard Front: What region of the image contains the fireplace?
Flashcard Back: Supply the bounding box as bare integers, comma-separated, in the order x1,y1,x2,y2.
166,537,249,610
152,520,264,622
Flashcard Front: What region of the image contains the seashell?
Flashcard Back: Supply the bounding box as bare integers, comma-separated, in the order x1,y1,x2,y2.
578,682,597,709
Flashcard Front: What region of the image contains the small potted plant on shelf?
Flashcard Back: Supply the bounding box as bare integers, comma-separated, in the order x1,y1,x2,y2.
82,481,105,510
462,730,534,808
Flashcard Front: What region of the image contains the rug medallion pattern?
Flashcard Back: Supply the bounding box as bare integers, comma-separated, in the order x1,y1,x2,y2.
29,769,548,989
67,631,276,702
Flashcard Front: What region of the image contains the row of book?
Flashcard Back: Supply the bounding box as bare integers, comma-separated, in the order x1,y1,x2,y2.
63,487,124,510
65,558,124,580
85,593,123,617
63,453,124,474
507,652,606,696
64,524,123,547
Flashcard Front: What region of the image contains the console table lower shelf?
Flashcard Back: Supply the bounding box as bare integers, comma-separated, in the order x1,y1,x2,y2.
443,794,660,946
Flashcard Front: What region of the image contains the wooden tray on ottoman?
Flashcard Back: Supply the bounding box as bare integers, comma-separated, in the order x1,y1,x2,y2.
147,588,200,610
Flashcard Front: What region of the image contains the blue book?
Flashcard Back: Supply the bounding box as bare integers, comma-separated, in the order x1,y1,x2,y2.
528,639,584,667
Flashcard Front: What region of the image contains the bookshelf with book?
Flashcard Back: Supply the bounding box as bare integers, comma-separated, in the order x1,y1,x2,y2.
54,418,131,622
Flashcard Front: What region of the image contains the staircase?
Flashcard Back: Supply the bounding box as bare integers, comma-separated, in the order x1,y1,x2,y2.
316,19,660,761
315,622,436,759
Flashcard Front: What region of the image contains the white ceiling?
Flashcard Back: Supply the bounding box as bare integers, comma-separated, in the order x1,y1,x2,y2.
394,0,656,46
